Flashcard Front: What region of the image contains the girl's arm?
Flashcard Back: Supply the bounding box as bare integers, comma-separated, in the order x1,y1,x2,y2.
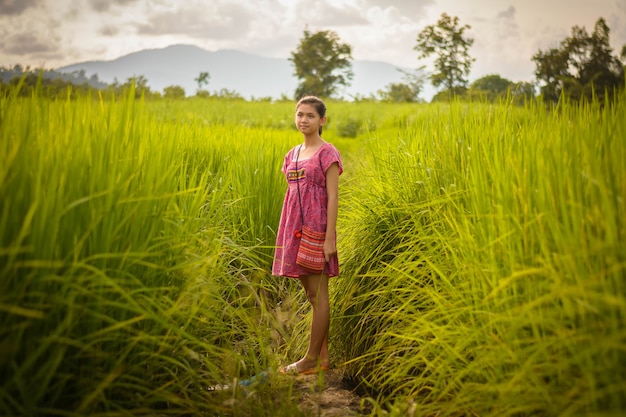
324,162,340,262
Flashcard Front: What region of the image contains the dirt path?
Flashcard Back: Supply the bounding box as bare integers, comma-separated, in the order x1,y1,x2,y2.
294,369,369,416
207,368,369,416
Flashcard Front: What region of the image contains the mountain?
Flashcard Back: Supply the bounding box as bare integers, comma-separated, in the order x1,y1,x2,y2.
57,44,426,100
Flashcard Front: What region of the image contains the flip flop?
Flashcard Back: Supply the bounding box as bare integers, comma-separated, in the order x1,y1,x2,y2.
279,363,330,375
299,365,330,375
279,362,299,375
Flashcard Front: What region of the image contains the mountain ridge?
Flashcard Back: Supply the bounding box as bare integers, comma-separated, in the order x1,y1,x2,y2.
58,44,429,100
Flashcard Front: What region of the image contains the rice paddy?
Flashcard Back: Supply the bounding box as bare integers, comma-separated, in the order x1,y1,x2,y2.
1,85,624,416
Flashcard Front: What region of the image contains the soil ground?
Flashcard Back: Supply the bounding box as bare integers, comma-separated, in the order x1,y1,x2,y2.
207,368,370,416
293,369,370,416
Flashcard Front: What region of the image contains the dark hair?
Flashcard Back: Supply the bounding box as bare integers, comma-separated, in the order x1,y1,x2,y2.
296,96,326,136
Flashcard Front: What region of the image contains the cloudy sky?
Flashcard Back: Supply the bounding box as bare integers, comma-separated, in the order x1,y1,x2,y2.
2,0,625,84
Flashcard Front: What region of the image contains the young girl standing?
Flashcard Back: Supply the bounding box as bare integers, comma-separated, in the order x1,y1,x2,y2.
272,96,343,375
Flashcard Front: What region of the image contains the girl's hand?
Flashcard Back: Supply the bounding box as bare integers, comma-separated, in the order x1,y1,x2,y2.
323,237,336,262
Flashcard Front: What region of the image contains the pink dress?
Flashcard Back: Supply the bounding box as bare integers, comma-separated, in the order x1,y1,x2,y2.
272,142,343,278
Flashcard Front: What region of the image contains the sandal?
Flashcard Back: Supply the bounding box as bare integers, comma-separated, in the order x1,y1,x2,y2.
279,362,330,375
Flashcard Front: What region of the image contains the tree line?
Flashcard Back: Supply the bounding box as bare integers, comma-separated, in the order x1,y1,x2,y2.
2,14,624,104
0,67,247,101
292,14,625,104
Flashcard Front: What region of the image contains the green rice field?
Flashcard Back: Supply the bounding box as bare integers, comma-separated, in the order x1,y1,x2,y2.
1,84,625,416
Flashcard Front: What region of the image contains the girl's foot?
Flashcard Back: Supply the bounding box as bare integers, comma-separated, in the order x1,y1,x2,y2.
279,357,330,375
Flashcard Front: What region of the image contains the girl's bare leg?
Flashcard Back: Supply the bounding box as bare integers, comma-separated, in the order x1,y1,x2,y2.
296,273,330,371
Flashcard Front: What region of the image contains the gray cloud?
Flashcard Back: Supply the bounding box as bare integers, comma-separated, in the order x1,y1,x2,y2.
136,2,255,39
0,0,41,16
494,6,519,37
497,5,516,19
88,0,139,13
99,25,119,36
1,32,57,55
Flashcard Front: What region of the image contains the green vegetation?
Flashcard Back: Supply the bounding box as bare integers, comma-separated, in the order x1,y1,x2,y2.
334,96,626,415
533,17,625,104
290,29,354,100
465,74,535,105
1,83,624,416
415,13,475,92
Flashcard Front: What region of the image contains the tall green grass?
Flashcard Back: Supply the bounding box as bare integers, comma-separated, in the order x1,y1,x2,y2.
0,88,312,416
333,96,626,415
3,85,624,416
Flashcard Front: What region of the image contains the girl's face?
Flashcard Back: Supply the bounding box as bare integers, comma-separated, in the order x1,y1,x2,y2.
295,104,326,136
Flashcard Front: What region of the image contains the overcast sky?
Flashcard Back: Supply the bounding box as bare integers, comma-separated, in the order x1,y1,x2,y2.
1,0,625,84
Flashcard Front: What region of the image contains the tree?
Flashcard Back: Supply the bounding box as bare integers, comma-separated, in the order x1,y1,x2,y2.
195,71,210,95
378,83,417,103
532,17,625,103
117,75,153,98
468,74,535,104
470,74,511,95
290,29,353,99
468,74,513,102
414,13,475,94
163,85,186,99
431,86,468,103
213,88,243,100
378,68,425,102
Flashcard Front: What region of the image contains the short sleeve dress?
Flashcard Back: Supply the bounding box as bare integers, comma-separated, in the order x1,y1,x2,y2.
272,142,343,278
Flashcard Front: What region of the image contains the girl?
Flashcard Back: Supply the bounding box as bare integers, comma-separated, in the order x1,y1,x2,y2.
272,96,343,375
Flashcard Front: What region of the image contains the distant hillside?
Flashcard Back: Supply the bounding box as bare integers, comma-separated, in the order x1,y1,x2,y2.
57,44,426,100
